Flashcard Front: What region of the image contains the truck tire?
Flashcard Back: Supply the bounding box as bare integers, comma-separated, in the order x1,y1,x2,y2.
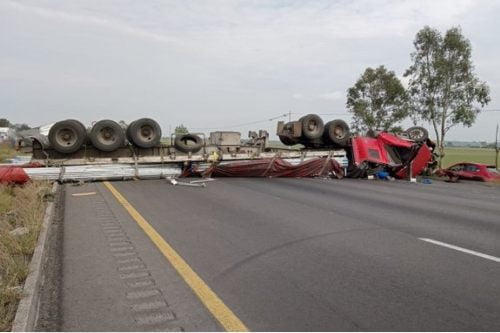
405,126,428,143
302,137,325,148
126,118,162,148
89,119,125,152
278,134,298,146
48,119,87,154
323,119,350,147
174,134,203,153
299,114,324,140
279,122,299,146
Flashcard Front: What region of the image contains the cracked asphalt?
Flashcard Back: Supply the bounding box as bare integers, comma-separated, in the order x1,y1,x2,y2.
50,178,500,331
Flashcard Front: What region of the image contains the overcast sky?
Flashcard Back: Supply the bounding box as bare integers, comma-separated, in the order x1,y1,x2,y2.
1,0,499,141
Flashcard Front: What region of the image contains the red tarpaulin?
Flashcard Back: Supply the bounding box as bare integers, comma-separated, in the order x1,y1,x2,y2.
0,166,30,184
184,157,344,178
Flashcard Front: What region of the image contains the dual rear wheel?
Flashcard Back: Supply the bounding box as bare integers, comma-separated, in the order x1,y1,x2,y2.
48,118,163,154
279,115,350,148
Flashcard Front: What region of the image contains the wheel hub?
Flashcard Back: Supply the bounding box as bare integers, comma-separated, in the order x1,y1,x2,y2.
99,127,116,143
57,129,77,146
334,126,344,138
139,126,153,141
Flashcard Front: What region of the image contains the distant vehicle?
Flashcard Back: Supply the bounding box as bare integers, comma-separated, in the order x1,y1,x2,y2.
442,162,500,182
0,127,15,146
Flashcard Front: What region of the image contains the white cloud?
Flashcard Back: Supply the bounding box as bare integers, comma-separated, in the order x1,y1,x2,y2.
1,0,178,44
1,0,499,141
2,0,482,69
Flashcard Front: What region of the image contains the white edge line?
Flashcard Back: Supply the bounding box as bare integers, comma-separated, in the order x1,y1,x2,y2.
419,238,500,263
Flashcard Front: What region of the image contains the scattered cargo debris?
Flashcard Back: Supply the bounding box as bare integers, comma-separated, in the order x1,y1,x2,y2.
167,177,206,187
421,178,433,184
71,192,97,197
190,178,215,184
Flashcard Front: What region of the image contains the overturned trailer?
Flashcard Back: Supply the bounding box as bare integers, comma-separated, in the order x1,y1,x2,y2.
2,115,435,184
4,117,348,183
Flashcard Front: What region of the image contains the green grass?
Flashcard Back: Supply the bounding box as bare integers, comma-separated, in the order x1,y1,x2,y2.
0,144,16,163
0,181,52,331
442,147,498,168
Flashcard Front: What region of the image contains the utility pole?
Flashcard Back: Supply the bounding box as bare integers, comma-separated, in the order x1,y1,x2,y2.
288,111,292,150
495,123,499,170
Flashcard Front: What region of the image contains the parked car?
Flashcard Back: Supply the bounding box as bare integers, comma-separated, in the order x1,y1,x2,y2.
442,162,500,182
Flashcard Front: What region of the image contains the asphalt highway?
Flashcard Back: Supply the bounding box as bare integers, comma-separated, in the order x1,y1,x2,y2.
56,178,500,331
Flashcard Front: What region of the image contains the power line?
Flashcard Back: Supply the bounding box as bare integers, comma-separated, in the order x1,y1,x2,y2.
291,112,350,116
190,113,288,130
189,107,500,131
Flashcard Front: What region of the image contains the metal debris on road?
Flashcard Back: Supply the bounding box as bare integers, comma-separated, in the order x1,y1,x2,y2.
190,178,215,184
167,177,206,187
71,192,97,197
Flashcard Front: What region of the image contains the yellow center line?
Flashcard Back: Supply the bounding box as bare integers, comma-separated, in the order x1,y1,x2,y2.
103,181,249,332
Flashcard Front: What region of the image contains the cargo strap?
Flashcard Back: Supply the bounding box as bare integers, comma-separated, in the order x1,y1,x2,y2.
262,153,280,177
318,152,333,176
58,165,66,182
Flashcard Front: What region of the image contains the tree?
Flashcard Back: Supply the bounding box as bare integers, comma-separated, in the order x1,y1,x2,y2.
12,123,31,131
405,26,490,167
347,66,409,134
0,118,11,127
174,124,189,135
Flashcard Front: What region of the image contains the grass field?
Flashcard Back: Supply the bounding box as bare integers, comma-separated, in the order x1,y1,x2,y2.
442,147,498,168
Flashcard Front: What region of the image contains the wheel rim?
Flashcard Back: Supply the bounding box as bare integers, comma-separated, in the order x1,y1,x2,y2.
409,129,423,140
97,126,117,144
333,125,345,139
137,125,154,142
307,120,317,131
55,128,78,147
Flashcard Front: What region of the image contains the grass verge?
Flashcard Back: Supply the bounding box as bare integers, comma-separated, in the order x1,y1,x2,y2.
0,181,52,331
442,147,498,168
0,144,16,163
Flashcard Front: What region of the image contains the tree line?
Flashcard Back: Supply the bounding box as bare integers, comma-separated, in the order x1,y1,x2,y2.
346,26,490,167
0,118,31,131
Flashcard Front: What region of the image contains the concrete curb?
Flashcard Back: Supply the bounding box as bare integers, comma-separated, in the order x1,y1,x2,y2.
11,182,59,332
